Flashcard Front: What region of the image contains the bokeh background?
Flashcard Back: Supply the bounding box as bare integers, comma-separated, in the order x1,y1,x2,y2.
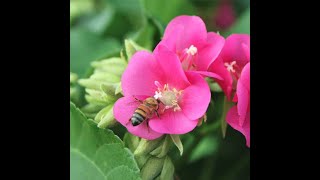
70,0,250,179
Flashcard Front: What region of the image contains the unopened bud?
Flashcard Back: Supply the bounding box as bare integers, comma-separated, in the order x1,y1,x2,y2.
134,137,164,157
160,156,175,180
124,39,148,61
141,157,165,180
95,105,117,128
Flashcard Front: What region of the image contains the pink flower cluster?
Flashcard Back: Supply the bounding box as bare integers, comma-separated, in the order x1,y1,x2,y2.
114,15,250,147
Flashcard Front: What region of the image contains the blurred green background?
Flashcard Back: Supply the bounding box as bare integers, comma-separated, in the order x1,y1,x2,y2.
70,0,250,179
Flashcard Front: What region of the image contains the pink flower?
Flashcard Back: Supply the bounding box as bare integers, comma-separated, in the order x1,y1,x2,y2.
154,15,224,79
113,45,211,140
226,63,250,147
208,34,250,100
214,0,236,30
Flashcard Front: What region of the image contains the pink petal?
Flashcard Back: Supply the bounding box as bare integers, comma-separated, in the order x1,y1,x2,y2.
208,57,233,100
242,43,250,60
179,72,211,120
239,63,250,90
154,45,191,90
186,70,223,80
226,106,250,147
221,34,250,67
149,109,199,134
237,63,250,126
121,51,162,97
113,96,163,140
155,24,184,53
195,32,225,71
162,15,207,52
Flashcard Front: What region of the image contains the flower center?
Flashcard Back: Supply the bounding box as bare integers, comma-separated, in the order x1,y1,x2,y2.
224,61,236,73
154,81,183,112
186,45,198,56
224,61,243,91
179,45,198,70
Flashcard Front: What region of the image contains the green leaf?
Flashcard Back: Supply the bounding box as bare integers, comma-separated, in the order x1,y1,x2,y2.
170,135,183,156
108,0,146,28
143,0,196,25
81,5,115,35
189,135,219,163
70,102,141,180
70,28,121,77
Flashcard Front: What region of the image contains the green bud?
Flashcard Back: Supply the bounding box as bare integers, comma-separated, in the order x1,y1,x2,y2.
124,39,148,61
210,82,223,92
135,154,151,168
150,135,172,158
81,104,104,114
94,105,117,128
141,157,165,180
115,82,122,95
100,84,118,98
70,72,78,84
123,132,141,152
134,137,164,157
206,77,223,92
90,72,121,83
160,156,175,180
78,79,101,90
170,135,183,156
85,95,109,106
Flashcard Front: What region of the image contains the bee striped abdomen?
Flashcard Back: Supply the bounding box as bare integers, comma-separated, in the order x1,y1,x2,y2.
131,105,150,126
131,112,144,126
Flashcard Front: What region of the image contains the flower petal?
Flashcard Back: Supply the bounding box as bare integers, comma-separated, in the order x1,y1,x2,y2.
154,44,191,90
195,32,225,71
208,57,233,100
162,15,207,51
113,96,163,140
237,63,250,126
226,106,250,147
149,109,199,134
221,34,250,67
155,24,184,53
179,72,211,120
121,51,161,97
186,70,223,80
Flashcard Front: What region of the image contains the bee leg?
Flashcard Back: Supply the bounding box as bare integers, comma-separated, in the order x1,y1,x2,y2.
146,120,150,133
155,110,161,119
132,95,143,103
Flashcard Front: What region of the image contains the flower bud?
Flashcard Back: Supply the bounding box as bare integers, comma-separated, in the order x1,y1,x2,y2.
134,137,164,157
94,105,117,128
123,132,141,152
150,135,172,158
160,156,175,180
141,157,165,180
124,39,148,61
78,57,127,120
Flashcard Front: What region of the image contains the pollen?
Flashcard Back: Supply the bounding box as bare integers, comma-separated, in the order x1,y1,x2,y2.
154,82,182,112
224,61,237,73
186,45,198,56
154,91,162,99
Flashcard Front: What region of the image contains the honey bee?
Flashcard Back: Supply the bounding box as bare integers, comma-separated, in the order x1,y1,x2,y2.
128,96,161,126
